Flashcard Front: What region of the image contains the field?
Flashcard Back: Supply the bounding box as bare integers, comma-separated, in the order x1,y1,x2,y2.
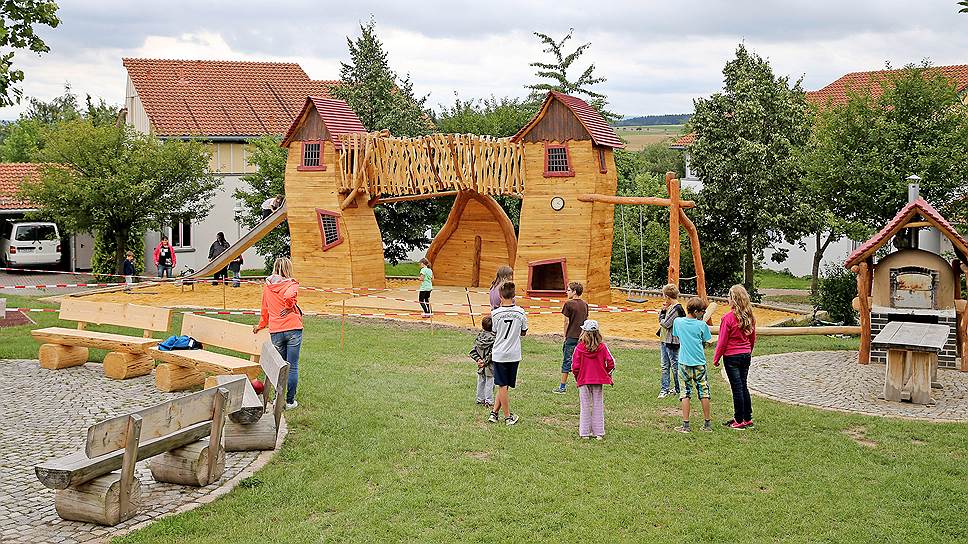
754,269,814,290
615,125,684,151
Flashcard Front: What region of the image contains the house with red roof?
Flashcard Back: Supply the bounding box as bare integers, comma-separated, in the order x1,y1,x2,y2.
122,58,337,272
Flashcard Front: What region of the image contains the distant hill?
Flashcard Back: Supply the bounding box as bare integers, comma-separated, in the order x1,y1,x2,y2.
614,114,692,127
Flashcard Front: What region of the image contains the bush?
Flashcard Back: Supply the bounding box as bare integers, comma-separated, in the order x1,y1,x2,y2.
91,229,144,280
812,263,858,325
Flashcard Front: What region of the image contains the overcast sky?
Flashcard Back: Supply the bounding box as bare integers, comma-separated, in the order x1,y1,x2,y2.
2,0,967,120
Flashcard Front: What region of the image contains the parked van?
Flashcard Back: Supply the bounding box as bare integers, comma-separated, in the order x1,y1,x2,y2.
0,221,62,268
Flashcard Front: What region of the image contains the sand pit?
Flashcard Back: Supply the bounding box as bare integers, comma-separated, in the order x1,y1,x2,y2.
80,279,800,343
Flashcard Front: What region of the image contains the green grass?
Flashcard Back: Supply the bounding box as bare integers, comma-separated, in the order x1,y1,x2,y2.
385,261,420,277
755,269,813,290
762,294,813,306
2,295,964,543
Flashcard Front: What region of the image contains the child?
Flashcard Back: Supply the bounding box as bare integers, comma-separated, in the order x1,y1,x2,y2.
468,316,496,406
488,265,514,309
553,281,588,394
571,319,615,440
657,283,684,399
229,254,243,288
418,257,433,317
671,297,713,433
123,251,136,291
714,284,756,430
489,281,528,426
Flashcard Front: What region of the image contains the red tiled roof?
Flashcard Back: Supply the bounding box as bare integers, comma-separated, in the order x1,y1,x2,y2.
0,163,43,210
809,64,968,107
843,198,968,268
669,133,695,149
281,96,367,149
512,91,625,148
122,58,338,138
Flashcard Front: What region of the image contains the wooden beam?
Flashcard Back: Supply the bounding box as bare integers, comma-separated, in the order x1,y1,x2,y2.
679,208,707,301
903,221,931,228
856,260,872,364
370,191,460,206
577,193,696,208
667,172,681,286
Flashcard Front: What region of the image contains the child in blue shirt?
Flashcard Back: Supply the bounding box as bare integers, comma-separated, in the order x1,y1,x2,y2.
671,297,713,433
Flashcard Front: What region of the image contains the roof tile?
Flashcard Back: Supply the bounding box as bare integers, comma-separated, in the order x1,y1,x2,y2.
0,163,43,210
281,97,367,149
809,64,968,107
512,92,624,148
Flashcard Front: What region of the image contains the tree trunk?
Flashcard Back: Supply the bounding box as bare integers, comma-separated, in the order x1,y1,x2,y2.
744,232,754,293
810,231,837,297
115,227,129,276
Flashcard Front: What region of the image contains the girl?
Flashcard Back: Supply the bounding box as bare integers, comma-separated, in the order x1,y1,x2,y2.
418,257,433,317
713,284,756,429
489,265,514,310
571,319,615,440
253,257,303,409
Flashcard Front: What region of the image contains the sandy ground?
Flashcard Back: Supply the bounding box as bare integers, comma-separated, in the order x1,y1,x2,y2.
81,279,799,343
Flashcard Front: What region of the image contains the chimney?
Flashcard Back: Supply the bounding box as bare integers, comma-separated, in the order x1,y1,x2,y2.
907,174,921,249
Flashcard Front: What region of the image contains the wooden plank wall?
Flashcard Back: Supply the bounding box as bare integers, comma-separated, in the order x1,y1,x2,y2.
520,100,592,144
430,195,514,287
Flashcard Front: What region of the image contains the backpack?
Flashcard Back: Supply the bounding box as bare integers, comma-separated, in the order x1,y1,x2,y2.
158,335,204,351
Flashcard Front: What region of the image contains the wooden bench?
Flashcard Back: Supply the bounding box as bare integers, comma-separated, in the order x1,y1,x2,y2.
149,313,268,392
204,340,289,451
31,299,172,379
872,321,949,405
34,376,246,526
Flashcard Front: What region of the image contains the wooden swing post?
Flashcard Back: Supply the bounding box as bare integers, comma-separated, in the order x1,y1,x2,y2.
666,172,681,286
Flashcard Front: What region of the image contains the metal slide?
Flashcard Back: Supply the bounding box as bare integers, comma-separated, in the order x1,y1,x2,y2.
189,203,288,279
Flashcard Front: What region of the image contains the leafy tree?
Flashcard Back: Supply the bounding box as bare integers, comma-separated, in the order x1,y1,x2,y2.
959,0,968,13
234,135,290,271
0,0,60,107
687,44,812,293
0,117,42,161
527,28,616,120
20,121,219,274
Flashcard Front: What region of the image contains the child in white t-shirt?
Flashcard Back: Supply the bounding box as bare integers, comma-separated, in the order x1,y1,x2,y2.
489,281,528,426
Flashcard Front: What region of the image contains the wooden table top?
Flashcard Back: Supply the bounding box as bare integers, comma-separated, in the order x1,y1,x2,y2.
872,321,950,352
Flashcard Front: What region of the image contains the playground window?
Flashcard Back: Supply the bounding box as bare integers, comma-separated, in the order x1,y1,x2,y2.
299,141,326,171
170,215,192,248
598,147,607,174
544,144,574,177
526,258,568,296
316,209,343,250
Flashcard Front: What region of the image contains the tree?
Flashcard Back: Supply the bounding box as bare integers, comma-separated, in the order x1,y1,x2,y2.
234,135,290,270
20,121,219,274
687,44,812,293
804,62,968,258
527,28,616,120
0,0,60,107
959,0,968,13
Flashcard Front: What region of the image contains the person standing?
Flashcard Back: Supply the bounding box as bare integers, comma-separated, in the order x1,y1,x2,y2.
153,236,176,278
657,284,685,399
123,250,137,291
571,319,615,440
489,281,528,426
672,297,713,433
228,254,244,288
488,265,514,310
252,257,303,409
553,281,588,394
208,232,230,285
418,257,433,317
714,285,757,430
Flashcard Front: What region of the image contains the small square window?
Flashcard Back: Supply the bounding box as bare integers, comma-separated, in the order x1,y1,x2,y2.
316,209,343,251
544,144,575,178
298,141,326,171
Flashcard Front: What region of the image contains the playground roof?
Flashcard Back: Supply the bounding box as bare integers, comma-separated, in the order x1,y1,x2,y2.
512,91,624,148
281,96,367,149
122,58,337,138
843,198,968,268
0,163,43,211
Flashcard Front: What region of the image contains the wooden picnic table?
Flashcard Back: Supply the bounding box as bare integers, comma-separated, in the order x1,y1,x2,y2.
871,321,949,405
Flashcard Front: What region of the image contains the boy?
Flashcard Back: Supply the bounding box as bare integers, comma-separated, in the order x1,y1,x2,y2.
671,297,713,433
553,281,588,394
123,251,136,291
489,281,528,426
657,283,684,398
468,316,496,406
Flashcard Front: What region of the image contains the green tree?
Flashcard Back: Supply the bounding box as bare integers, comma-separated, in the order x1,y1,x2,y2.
234,135,290,270
959,1,968,13
20,121,219,274
527,28,616,120
331,17,447,263
687,44,812,293
0,0,60,106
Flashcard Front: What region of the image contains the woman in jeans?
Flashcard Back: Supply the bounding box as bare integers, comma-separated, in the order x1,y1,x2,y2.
253,257,303,409
713,284,756,429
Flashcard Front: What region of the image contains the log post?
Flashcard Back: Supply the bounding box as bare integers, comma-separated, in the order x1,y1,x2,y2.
103,352,154,380
39,344,89,369
666,172,681,286
855,260,872,364
118,414,142,519
54,473,142,526
154,363,205,392
208,388,228,483
149,440,225,486
679,209,707,301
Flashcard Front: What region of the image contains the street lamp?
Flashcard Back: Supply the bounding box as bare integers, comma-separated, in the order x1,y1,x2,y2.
232,203,243,240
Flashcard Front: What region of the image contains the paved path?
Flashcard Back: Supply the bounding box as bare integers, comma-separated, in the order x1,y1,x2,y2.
0,271,102,295
747,351,968,422
0,360,263,544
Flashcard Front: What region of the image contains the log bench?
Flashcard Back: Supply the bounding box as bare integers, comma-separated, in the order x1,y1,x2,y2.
872,321,949,405
31,299,172,379
150,313,268,392
34,376,246,526
203,340,289,451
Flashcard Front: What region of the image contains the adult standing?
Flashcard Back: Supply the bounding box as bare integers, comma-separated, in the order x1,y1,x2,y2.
208,232,230,284
489,265,514,310
153,235,176,278
253,257,303,409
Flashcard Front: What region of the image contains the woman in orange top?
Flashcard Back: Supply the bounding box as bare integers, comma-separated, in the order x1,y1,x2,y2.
252,257,303,409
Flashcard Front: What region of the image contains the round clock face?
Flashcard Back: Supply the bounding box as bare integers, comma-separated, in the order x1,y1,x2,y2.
550,196,565,211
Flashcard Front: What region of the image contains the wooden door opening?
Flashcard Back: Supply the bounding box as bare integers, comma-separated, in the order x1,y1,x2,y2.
527,258,567,296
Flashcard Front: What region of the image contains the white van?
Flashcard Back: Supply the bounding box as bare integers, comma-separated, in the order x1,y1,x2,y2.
0,221,62,268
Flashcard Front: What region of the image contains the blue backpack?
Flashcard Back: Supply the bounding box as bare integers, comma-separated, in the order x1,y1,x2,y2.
158,335,203,351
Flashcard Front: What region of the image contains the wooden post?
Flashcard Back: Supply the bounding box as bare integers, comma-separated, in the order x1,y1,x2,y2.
666,172,681,286
465,288,476,328
222,279,226,310
340,299,346,351
207,388,228,484
679,209,707,301
471,235,482,288
855,260,872,365
118,414,143,519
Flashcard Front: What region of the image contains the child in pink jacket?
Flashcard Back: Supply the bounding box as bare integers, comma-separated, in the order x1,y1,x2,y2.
571,319,615,440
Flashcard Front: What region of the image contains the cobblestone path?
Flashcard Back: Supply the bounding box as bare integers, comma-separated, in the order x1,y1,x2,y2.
1,360,260,543
747,351,968,422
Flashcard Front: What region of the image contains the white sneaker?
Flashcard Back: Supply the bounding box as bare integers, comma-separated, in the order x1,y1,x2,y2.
657,391,669,399
286,400,298,410
505,413,519,426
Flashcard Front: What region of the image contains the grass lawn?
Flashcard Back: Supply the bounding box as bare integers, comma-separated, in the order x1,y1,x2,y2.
385,261,420,276
2,295,965,542
762,294,813,306
755,269,813,290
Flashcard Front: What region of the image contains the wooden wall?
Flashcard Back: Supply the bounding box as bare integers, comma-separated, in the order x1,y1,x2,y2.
428,192,516,287
521,100,592,144
291,108,332,142
513,141,616,305
283,140,385,290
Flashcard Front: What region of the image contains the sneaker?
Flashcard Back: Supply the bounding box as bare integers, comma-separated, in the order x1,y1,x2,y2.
595,436,604,441
487,412,499,423
505,413,519,426
674,425,690,433
552,386,566,395
421,313,432,318
722,419,736,427
657,391,669,399
476,400,485,405
580,436,591,440
740,420,754,429
729,421,746,430
285,400,298,410
701,422,713,432
483,401,493,408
